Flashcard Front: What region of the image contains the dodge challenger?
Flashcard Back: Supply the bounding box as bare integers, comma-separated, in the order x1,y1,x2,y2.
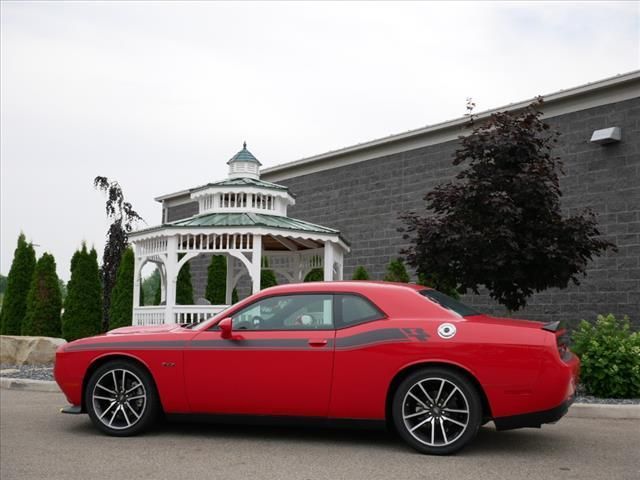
54,281,579,455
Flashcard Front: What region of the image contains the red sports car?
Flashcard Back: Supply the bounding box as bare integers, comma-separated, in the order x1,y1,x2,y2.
54,281,579,455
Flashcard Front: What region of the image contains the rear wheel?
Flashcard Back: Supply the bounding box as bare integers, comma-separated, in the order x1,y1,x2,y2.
85,360,159,436
392,367,482,455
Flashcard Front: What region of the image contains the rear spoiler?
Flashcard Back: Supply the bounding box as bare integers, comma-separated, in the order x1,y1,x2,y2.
542,321,562,332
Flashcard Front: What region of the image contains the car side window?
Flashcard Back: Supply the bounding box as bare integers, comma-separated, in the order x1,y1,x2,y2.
336,294,384,328
231,294,333,330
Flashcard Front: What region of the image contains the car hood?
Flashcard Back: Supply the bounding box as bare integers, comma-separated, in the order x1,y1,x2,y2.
107,325,181,335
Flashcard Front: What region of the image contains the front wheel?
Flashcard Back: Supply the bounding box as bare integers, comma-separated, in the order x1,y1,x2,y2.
392,367,482,455
85,360,160,436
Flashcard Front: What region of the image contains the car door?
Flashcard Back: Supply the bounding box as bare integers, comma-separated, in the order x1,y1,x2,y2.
329,293,394,420
184,293,336,417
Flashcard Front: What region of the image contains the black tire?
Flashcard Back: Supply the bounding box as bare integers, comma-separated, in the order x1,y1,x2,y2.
392,367,482,455
85,360,160,436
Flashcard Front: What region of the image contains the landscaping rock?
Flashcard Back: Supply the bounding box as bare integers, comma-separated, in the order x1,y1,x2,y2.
0,335,66,365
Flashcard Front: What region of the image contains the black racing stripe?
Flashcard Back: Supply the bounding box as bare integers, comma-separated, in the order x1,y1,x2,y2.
64,329,426,352
65,340,188,351
335,328,409,349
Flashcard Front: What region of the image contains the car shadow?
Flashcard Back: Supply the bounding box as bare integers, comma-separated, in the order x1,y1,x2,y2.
63,416,566,457
140,419,565,456
157,418,406,451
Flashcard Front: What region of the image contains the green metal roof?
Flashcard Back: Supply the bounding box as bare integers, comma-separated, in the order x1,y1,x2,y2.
191,177,290,193
173,212,337,233
132,212,349,245
227,142,262,165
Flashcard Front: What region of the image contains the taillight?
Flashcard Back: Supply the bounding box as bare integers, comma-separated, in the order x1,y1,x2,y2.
557,332,571,361
542,321,572,361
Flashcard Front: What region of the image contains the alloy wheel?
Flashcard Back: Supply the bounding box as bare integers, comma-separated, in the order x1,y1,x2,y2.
91,368,147,431
402,377,470,447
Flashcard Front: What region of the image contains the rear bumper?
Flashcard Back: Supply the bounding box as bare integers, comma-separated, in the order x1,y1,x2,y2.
493,395,574,431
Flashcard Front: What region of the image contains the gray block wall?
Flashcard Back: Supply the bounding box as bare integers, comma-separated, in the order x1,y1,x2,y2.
274,98,640,327
166,98,639,327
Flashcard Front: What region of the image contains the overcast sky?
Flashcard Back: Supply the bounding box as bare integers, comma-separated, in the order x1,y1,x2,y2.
1,1,639,281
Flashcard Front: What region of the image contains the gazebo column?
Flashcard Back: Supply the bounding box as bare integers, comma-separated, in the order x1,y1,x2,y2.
132,252,142,324
164,236,178,324
159,263,167,303
335,249,344,280
225,255,234,304
251,234,262,293
295,254,303,282
324,241,335,281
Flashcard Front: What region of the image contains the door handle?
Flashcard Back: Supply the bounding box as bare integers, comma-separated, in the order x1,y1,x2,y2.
308,339,328,347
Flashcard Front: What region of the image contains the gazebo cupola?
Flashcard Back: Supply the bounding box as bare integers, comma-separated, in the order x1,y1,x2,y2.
128,143,350,326
227,141,261,179
189,143,295,217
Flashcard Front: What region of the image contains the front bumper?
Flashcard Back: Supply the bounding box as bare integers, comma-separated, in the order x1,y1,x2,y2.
493,395,575,431
60,405,83,415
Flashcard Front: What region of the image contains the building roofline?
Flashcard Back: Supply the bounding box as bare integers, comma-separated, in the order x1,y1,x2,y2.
156,70,640,199
155,188,192,202
261,70,640,182
154,177,291,203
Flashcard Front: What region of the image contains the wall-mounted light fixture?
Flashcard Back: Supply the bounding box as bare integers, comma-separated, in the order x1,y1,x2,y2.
590,127,621,145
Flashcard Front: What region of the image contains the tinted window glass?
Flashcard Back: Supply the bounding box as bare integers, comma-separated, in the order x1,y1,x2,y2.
338,294,384,327
231,294,333,330
420,290,479,317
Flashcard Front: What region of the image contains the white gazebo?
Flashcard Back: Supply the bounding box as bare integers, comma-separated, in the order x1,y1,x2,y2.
128,143,350,326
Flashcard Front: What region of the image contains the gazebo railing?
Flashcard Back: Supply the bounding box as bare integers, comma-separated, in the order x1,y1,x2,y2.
173,305,228,324
132,307,165,326
133,305,228,326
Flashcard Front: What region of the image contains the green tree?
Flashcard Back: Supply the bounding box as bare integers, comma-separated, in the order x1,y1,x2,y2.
108,247,135,330
58,279,67,302
304,268,324,282
0,233,36,335
417,272,460,299
0,274,7,309
62,245,103,340
261,262,278,290
154,279,162,305
22,253,62,337
400,99,614,311
0,274,8,295
204,256,239,304
176,257,194,305
205,255,226,304
140,282,145,307
142,269,161,306
383,258,410,283
352,266,370,280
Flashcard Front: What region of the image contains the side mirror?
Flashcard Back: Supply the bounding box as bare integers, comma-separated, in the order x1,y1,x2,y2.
218,317,233,339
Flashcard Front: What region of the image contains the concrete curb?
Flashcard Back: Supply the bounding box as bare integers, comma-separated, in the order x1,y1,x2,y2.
567,403,640,420
1,377,639,419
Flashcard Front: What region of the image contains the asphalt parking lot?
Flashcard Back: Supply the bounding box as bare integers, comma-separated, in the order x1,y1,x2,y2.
1,389,638,480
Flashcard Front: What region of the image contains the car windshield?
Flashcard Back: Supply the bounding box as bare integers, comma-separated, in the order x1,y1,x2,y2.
419,290,480,317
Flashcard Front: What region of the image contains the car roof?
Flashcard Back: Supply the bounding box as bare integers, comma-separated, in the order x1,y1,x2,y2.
257,281,427,296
